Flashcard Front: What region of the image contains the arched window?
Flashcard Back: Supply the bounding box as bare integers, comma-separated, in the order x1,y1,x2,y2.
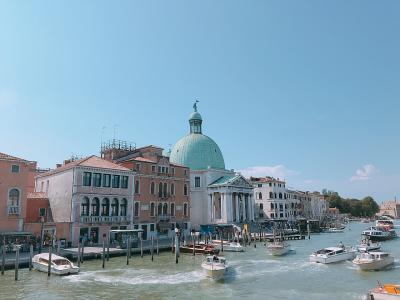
170,203,175,216
170,183,175,196
120,198,127,216
150,202,155,216
163,203,168,215
274,192,277,198
150,182,155,195
134,202,140,217
270,203,274,210
183,203,188,216
8,189,20,206
258,192,262,199
158,182,163,197
81,197,90,216
184,184,188,196
260,203,264,210
91,198,99,216
135,180,140,194
269,192,273,198
101,198,110,216
157,203,162,215
111,198,119,216
279,193,283,199
163,183,168,197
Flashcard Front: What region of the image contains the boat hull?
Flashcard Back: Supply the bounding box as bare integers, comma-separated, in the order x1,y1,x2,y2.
32,262,79,276
354,257,394,271
368,290,400,300
268,246,290,256
310,251,355,264
201,265,227,280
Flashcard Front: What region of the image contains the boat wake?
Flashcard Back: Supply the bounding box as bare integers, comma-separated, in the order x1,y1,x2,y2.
65,268,204,285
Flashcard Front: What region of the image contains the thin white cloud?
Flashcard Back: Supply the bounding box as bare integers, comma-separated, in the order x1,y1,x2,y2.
238,165,299,180
350,164,379,182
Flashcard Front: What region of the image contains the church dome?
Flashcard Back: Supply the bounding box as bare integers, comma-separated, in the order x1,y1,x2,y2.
170,103,225,170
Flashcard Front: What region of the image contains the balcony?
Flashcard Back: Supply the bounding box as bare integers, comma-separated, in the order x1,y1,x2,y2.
157,214,170,221
80,215,130,224
8,206,20,215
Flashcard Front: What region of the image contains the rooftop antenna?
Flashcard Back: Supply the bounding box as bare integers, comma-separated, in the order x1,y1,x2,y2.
113,124,119,141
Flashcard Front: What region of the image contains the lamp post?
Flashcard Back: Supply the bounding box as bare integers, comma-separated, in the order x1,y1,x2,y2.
39,216,45,254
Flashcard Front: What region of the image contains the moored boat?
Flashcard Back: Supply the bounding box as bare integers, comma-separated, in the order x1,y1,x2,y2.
267,239,291,256
214,241,244,252
367,284,400,300
309,246,356,264
353,251,394,271
32,253,79,276
177,244,219,255
201,255,228,280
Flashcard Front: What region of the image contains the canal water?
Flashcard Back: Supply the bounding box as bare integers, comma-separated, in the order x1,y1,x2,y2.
1,222,400,300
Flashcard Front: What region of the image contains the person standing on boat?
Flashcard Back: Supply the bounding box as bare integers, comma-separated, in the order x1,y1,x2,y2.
338,241,344,249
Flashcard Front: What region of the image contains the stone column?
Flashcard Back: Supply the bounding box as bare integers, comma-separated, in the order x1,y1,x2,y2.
226,192,232,222
236,193,240,222
242,194,247,221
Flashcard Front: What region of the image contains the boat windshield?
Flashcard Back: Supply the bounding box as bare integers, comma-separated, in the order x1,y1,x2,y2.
53,259,71,266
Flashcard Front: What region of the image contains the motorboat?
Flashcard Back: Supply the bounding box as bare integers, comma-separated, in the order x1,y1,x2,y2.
367,283,400,300
214,241,244,252
177,244,219,255
201,255,228,280
357,240,381,252
353,251,394,271
362,227,397,241
267,239,291,256
309,246,356,264
32,253,79,275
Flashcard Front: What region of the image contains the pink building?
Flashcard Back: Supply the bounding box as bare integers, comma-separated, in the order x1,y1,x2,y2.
0,152,37,233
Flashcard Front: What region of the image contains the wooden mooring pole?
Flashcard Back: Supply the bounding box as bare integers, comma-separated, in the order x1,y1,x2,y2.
102,234,106,269
1,238,5,275
15,246,20,281
47,237,53,277
29,244,33,271
140,237,143,258
77,240,81,268
151,236,154,261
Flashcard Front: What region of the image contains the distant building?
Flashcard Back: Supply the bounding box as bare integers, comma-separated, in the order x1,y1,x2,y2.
102,143,191,238
251,176,327,221
378,200,400,218
0,152,37,232
35,156,135,246
169,104,254,228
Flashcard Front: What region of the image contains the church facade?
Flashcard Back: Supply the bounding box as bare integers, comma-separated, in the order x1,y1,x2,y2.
170,103,254,228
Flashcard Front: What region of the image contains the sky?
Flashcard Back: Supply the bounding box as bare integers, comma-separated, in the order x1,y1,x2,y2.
0,1,399,202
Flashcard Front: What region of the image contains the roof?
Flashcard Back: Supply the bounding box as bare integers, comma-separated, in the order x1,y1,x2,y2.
34,253,68,261
189,111,202,121
0,152,32,163
249,176,285,183
37,155,131,178
209,175,237,187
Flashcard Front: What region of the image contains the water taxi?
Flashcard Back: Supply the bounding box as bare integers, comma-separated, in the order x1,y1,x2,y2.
309,246,356,264
356,238,381,252
32,253,79,275
201,255,228,280
367,283,400,299
362,227,397,241
353,251,394,271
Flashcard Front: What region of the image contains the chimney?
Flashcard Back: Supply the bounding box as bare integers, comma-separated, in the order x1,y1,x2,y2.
56,164,62,168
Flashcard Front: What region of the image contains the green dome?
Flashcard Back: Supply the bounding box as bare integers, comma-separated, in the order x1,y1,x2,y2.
189,111,202,121
170,133,225,170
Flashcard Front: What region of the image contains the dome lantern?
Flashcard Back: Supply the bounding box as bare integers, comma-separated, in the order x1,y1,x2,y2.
189,100,202,134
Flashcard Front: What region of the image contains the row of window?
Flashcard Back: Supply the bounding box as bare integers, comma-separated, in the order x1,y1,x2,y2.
135,202,189,217
148,182,188,197
81,197,128,217
256,182,285,188
83,172,129,189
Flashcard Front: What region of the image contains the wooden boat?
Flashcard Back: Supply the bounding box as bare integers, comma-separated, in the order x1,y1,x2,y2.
201,255,228,280
32,253,79,276
176,244,219,255
367,284,400,299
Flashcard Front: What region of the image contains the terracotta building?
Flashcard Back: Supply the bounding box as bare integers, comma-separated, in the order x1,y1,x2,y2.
0,152,37,232
102,142,191,238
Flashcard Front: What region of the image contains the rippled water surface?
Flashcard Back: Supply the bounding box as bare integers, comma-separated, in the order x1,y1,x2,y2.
2,222,400,300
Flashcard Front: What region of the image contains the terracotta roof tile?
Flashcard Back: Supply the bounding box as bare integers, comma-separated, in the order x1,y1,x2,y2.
0,152,30,162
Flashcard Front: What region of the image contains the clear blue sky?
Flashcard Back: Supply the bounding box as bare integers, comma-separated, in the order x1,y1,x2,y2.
1,1,399,201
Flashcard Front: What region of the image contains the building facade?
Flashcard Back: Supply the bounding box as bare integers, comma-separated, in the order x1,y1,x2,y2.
102,143,191,238
251,176,327,221
0,152,37,232
35,156,135,246
378,200,400,218
169,104,254,228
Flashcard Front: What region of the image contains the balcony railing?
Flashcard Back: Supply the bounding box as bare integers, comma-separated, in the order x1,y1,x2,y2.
80,215,129,224
8,206,20,215
157,214,170,221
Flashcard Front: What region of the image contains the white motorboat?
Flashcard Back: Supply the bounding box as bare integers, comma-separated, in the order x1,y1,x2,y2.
362,227,397,242
32,253,79,275
326,228,345,233
212,240,244,252
367,284,400,300
201,255,228,280
267,240,291,256
353,251,394,271
357,240,381,252
309,246,356,264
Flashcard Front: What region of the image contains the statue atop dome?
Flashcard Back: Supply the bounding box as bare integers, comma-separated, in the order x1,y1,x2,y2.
193,100,199,112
